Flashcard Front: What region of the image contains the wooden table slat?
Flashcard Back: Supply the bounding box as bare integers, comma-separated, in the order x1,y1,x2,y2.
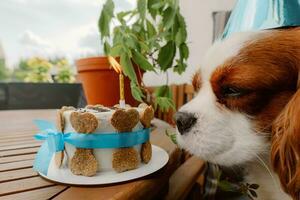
0,176,55,196
0,160,33,172
0,154,35,164
0,143,41,152
0,133,36,140
0,185,67,200
0,168,37,183
0,137,37,145
0,147,39,157
0,140,41,148
166,156,205,200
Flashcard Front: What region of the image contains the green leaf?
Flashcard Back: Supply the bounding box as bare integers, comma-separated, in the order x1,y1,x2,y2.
130,81,144,102
151,1,164,10
155,85,172,98
132,22,142,32
132,50,154,71
249,184,259,190
218,180,238,192
175,27,187,46
137,0,147,19
249,189,258,198
157,41,176,71
154,86,175,111
116,11,131,25
117,11,131,21
165,130,178,144
110,44,123,57
162,7,176,30
174,59,187,74
98,0,114,39
104,41,111,55
125,36,137,49
155,96,175,112
120,53,138,84
112,27,122,45
146,20,157,38
179,43,189,60
139,41,150,52
177,12,187,30
147,0,160,19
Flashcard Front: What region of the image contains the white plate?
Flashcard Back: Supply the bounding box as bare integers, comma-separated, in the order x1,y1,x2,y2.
39,145,169,185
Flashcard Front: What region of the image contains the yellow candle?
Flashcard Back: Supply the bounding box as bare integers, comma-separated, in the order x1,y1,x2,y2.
119,73,125,100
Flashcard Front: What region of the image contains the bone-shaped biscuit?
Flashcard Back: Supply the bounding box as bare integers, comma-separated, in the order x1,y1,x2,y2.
70,111,98,133
57,106,75,133
111,109,139,132
139,104,154,163
111,108,140,172
141,141,152,164
139,105,154,128
56,106,75,168
69,111,99,176
112,148,139,173
69,149,98,176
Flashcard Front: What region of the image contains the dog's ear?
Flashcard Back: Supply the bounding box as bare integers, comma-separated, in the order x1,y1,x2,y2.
271,75,300,199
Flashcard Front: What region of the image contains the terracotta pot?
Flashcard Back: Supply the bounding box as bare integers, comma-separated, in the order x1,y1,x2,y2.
76,56,142,107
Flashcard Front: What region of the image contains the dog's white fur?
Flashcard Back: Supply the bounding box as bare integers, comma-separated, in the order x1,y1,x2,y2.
177,31,291,200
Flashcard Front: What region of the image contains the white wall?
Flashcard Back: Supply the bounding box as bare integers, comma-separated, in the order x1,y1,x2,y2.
143,0,237,86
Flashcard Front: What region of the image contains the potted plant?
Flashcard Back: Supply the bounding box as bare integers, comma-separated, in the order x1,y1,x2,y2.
77,0,189,110
0,58,82,110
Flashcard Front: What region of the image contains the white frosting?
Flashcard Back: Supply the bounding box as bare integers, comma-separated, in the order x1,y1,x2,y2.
62,107,144,172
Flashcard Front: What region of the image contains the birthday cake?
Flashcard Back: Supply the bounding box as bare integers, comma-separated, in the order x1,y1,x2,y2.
34,103,154,177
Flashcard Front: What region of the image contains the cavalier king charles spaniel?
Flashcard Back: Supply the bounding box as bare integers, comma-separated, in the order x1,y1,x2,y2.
175,28,300,200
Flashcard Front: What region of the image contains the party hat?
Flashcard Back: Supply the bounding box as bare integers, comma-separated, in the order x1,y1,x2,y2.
222,0,300,39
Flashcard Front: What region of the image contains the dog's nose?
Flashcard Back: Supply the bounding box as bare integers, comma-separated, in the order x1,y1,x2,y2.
175,112,197,135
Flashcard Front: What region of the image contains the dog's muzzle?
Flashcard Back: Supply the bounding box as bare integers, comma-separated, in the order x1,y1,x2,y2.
175,112,197,135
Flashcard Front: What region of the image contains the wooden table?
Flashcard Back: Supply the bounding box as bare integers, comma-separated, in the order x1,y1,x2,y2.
0,110,182,200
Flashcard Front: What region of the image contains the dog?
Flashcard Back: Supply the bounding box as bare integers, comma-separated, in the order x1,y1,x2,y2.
175,28,300,200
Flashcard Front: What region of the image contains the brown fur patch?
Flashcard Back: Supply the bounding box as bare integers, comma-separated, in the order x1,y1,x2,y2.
192,71,201,92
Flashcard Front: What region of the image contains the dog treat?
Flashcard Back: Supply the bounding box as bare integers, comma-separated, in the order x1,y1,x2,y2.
70,149,98,176
141,141,152,164
111,108,140,172
140,105,154,128
54,151,64,167
139,105,154,163
57,106,75,132
112,148,139,172
70,111,98,133
111,109,140,132
69,111,99,176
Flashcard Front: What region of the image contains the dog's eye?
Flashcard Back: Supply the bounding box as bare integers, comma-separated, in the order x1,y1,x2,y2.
221,86,244,98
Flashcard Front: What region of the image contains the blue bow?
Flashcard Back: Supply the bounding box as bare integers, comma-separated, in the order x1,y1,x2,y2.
33,120,150,175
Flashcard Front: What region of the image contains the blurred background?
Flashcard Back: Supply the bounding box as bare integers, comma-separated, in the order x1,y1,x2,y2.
0,0,236,110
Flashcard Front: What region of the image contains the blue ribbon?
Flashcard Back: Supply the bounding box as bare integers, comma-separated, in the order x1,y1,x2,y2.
33,120,150,175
